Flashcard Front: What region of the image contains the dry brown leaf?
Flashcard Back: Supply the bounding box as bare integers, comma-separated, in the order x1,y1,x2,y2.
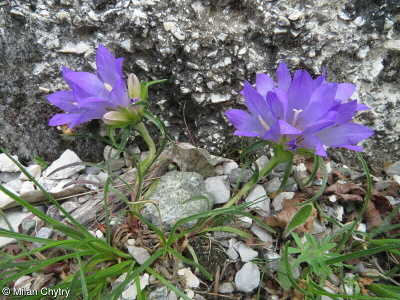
375,181,400,197
339,193,364,202
371,193,393,215
364,200,383,229
323,182,389,228
264,193,317,233
324,183,366,195
328,169,349,186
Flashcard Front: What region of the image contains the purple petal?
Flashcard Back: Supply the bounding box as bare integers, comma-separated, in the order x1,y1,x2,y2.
47,91,80,113
233,130,264,137
276,62,292,91
242,81,274,125
72,84,99,103
256,73,275,98
316,122,374,147
300,135,327,156
109,78,129,108
277,119,301,135
226,109,266,137
96,45,124,87
301,117,336,136
267,89,287,120
335,83,355,102
64,72,109,99
48,109,104,128
49,113,81,127
314,75,326,89
77,97,112,110
263,121,283,143
62,66,75,88
299,83,338,127
356,103,370,111
286,71,314,122
332,100,357,125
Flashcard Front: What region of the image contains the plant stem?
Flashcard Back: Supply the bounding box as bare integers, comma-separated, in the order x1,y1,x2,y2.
222,152,284,209
136,122,156,172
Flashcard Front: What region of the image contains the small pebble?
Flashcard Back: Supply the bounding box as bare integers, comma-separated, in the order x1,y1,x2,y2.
250,223,273,242
178,268,200,288
127,246,151,265
223,161,238,175
236,242,258,262
218,282,235,294
235,262,260,293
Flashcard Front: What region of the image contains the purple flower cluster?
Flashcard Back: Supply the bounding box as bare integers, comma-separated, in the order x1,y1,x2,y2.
48,45,141,128
226,62,374,156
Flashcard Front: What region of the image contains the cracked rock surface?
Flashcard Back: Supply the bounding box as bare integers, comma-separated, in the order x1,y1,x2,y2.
1,0,399,171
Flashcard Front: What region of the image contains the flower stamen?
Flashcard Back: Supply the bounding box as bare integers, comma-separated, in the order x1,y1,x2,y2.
104,83,113,92
258,115,270,131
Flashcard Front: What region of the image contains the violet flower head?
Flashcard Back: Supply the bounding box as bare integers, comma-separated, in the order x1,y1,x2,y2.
47,45,143,128
225,62,374,156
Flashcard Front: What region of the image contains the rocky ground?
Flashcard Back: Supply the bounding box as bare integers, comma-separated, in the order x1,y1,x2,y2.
1,142,399,299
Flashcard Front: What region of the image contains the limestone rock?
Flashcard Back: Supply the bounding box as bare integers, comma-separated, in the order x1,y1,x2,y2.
235,262,260,293
43,150,85,180
141,171,213,231
0,0,398,171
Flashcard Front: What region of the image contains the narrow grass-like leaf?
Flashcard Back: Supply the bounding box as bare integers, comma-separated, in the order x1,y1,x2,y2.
277,160,294,193
168,247,213,280
76,253,89,299
89,261,133,280
371,203,400,238
182,195,213,211
335,152,371,253
326,243,400,265
0,148,92,236
0,251,93,286
198,226,253,239
146,267,190,300
281,241,312,296
295,156,327,206
283,204,313,238
0,228,82,247
307,280,395,299
299,154,319,188
368,283,400,299
105,250,162,300
103,177,112,245
168,207,274,246
239,140,271,161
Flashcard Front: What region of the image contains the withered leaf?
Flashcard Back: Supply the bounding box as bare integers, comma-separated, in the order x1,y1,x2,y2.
328,169,349,186
364,200,383,229
264,193,317,233
324,183,366,195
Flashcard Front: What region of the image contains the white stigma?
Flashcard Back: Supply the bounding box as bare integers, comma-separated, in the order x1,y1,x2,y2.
292,109,303,126
104,83,113,92
258,115,270,131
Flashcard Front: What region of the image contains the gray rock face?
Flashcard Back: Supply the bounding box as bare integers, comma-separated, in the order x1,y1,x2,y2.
1,0,399,170
141,171,213,231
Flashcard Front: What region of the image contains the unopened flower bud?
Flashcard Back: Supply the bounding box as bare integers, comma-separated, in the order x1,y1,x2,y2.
102,107,143,127
128,73,140,99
